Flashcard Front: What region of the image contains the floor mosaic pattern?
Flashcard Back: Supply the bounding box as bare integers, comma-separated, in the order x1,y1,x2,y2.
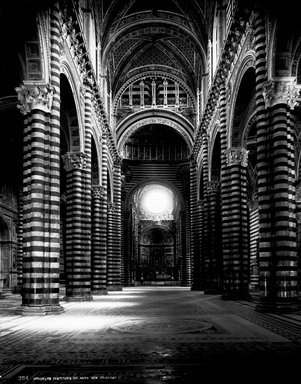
1,287,301,383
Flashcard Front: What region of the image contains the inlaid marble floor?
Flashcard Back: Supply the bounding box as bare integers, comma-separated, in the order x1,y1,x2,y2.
1,287,301,383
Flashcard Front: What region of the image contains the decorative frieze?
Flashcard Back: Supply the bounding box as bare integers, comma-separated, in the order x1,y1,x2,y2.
262,78,300,109
15,82,54,114
225,147,248,167
63,152,88,171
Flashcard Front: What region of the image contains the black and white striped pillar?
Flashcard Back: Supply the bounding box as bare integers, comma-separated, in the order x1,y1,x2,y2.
63,152,93,301
222,148,249,299
91,185,108,294
15,82,63,315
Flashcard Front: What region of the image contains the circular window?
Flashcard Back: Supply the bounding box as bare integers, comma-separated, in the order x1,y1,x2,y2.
139,184,174,220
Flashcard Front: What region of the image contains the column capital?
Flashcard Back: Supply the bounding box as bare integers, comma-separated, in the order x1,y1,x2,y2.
15,82,55,115
247,199,258,211
92,185,106,199
225,147,248,167
262,78,300,109
113,156,123,168
197,199,204,211
62,152,88,171
206,181,220,193
108,202,115,212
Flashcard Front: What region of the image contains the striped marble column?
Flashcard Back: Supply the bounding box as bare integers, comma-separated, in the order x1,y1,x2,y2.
205,181,222,293
249,201,259,289
183,198,192,287
120,188,127,285
91,185,107,294
222,148,249,299
200,131,212,293
179,209,185,285
190,158,201,290
107,159,122,291
256,78,299,312
48,0,62,310
253,11,275,311
63,152,93,301
98,133,108,293
16,188,24,293
197,199,205,290
82,77,93,291
15,82,63,315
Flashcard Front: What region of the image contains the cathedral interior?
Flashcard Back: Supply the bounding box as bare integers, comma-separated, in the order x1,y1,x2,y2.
1,0,301,383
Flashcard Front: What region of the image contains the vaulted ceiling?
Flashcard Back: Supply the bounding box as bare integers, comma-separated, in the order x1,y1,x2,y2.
99,0,212,100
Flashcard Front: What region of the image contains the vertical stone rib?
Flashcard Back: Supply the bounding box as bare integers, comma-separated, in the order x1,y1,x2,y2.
49,1,61,305
82,79,93,294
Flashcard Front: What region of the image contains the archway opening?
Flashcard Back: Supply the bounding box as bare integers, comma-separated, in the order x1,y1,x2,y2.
126,182,182,285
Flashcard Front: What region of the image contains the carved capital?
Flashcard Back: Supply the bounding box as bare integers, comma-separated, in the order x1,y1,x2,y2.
15,82,54,114
197,199,204,211
92,185,106,199
262,78,300,109
108,202,115,212
62,152,88,171
225,147,248,167
247,199,258,211
206,181,220,193
113,157,123,168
